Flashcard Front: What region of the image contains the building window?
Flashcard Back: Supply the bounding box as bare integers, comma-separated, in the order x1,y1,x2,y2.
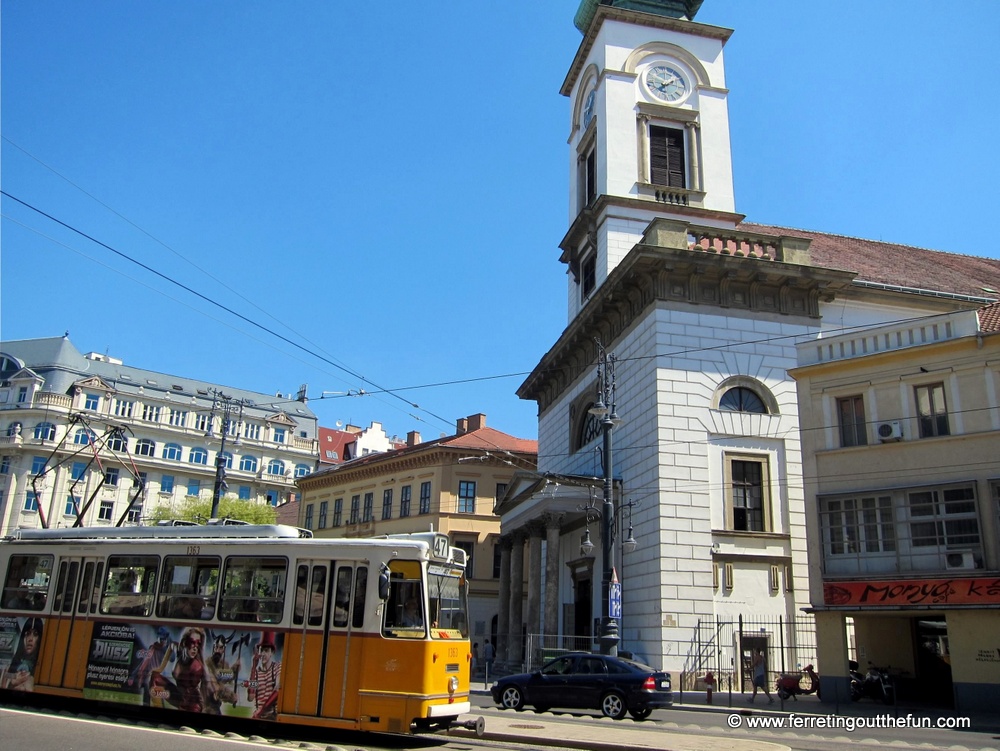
65,495,81,517
720,387,767,413
495,483,508,505
837,395,868,447
6,422,22,437
134,471,147,489
304,504,314,529
349,495,360,525
219,452,233,470
187,478,201,497
492,543,502,579
126,502,142,523
243,423,261,441
399,486,411,517
98,500,114,521
113,399,135,418
17,386,28,403
318,501,328,528
195,414,211,433
84,393,100,411
382,489,393,520
238,486,251,500
294,463,311,479
273,427,286,444
333,498,343,527
33,422,56,441
363,492,374,522
0,456,10,474
24,491,38,512
908,486,979,548
189,447,208,465
821,495,895,556
107,434,128,452
419,482,432,515
31,456,46,475
135,438,156,457
649,124,685,187
162,443,182,461
724,455,770,532
915,383,950,438
454,539,475,577
265,490,279,506
240,455,258,472
168,409,188,427
458,481,476,514
161,475,175,493
581,254,596,300
142,404,161,422
71,461,86,481
267,459,285,476
105,467,120,487
74,428,96,445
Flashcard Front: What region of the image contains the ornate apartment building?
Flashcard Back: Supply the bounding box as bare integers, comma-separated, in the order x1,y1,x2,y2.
0,335,319,533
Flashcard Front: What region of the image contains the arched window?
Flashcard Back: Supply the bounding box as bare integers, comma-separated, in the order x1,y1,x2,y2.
107,434,128,452
33,422,56,441
219,451,233,470
719,387,768,413
294,463,311,478
74,428,96,445
189,447,209,465
267,459,285,476
239,455,258,473
135,439,156,457
162,443,183,461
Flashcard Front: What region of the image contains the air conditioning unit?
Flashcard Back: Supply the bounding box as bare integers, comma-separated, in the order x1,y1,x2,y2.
945,551,977,571
876,421,902,441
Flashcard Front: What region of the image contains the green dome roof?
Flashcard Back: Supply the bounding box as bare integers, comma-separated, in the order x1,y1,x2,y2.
574,0,704,33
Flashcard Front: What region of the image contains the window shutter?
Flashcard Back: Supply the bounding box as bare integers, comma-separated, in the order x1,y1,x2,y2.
724,562,734,590
650,125,685,188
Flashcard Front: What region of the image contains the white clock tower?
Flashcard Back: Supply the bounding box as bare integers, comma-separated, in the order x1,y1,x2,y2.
561,0,740,322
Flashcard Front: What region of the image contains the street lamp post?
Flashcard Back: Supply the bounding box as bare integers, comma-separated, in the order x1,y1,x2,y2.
590,340,622,656
208,391,246,519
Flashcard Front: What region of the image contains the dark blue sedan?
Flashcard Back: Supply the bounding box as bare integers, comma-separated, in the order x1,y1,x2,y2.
491,652,672,720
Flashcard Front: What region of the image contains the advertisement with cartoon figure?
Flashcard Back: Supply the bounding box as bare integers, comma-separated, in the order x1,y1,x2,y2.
84,621,282,718
0,616,45,691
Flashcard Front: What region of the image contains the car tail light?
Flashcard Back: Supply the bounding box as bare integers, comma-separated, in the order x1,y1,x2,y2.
642,676,657,690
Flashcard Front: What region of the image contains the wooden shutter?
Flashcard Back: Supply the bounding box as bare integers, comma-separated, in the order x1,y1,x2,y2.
650,125,685,188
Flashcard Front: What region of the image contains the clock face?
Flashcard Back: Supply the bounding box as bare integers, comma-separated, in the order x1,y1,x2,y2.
645,65,687,102
583,90,596,128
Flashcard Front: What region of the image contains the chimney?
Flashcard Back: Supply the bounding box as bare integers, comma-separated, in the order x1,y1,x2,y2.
456,417,469,435
407,430,422,447
467,413,486,431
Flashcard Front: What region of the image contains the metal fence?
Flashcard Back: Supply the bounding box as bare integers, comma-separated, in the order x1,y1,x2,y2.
522,614,818,692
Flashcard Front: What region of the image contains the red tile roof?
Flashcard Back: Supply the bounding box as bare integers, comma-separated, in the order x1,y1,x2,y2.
741,223,1000,300
979,302,1000,333
317,427,356,464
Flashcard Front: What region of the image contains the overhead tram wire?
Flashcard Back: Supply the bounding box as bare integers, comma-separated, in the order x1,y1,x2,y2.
1,190,456,432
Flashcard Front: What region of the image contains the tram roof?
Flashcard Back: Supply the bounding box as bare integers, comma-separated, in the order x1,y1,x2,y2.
4,523,312,541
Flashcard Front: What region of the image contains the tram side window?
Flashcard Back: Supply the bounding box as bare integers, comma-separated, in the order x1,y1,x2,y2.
220,556,287,623
100,556,159,617
382,560,425,638
77,561,105,615
1,554,53,611
332,567,352,628
293,564,327,627
52,559,81,613
157,555,220,620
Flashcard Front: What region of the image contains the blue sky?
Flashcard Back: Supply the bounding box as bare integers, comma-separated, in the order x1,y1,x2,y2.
3,0,998,444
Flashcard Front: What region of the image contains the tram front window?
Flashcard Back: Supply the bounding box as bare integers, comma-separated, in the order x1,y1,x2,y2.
427,565,468,639
382,560,425,638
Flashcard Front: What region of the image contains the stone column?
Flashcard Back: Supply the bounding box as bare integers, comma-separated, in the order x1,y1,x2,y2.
496,535,512,664
507,530,526,669
637,114,650,183
525,522,544,646
544,513,563,637
685,121,701,192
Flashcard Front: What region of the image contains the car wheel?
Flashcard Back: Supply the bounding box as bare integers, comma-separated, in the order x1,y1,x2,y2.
600,692,627,720
500,685,525,711
628,707,652,720
533,705,550,713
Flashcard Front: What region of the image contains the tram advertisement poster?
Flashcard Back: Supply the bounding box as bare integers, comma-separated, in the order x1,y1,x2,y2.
0,616,45,692
84,621,284,718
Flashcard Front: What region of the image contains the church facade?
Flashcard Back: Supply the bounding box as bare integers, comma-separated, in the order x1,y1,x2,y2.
494,0,1000,697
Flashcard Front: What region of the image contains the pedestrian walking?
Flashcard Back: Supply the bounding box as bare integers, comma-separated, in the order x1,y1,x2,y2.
484,639,495,682
748,649,774,704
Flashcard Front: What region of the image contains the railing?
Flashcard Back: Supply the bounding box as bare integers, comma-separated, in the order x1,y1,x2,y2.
32,392,73,409
687,227,784,261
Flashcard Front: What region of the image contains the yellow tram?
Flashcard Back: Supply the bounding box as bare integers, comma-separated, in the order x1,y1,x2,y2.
0,523,478,734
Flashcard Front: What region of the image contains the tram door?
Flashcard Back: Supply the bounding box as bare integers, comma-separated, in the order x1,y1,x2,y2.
39,556,104,689
319,561,368,721
284,560,331,716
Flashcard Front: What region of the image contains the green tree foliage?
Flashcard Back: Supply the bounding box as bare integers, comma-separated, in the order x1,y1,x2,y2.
147,496,278,526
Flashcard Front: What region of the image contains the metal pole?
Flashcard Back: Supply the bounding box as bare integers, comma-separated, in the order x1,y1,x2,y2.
210,401,229,519
598,352,619,657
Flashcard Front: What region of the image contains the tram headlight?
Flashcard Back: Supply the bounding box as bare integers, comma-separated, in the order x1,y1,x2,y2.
448,676,459,694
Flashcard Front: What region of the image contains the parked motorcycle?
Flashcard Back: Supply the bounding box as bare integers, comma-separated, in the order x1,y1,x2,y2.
775,664,820,701
850,660,894,704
